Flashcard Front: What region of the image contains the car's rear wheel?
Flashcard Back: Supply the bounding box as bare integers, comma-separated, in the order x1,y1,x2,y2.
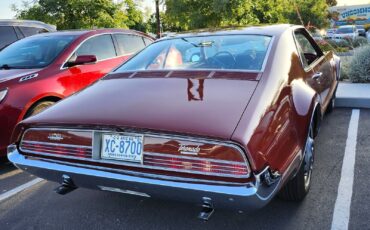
25,101,55,118
279,122,315,201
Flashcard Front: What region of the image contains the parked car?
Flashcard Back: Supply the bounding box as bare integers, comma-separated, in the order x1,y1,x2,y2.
0,29,153,158
333,25,359,42
0,20,56,50
356,25,366,37
326,28,336,39
8,25,339,219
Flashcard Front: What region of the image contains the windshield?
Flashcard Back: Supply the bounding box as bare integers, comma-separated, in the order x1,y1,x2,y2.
356,25,365,29
115,35,272,72
336,27,354,34
0,34,77,69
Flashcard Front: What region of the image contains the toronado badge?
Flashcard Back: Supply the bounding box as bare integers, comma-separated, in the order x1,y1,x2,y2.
178,144,200,155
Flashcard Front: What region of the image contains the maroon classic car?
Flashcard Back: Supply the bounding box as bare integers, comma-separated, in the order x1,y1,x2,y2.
8,25,339,219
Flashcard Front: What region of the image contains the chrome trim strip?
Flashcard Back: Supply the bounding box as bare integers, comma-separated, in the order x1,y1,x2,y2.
21,146,91,156
144,160,247,174
144,152,246,166
21,140,92,149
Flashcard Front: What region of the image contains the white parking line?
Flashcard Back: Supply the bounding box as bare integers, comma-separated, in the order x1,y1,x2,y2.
331,109,360,230
0,178,44,203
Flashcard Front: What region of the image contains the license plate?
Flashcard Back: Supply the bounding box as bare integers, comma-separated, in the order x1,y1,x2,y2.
101,134,143,163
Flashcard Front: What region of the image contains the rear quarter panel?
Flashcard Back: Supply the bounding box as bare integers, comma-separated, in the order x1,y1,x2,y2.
232,28,320,178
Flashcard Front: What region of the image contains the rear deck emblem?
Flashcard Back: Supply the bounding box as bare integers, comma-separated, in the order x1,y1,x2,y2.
48,133,64,141
178,144,200,155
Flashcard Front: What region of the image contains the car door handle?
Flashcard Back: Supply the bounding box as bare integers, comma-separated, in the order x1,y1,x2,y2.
312,72,323,80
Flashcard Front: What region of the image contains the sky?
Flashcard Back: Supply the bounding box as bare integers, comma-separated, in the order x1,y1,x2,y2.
0,0,369,19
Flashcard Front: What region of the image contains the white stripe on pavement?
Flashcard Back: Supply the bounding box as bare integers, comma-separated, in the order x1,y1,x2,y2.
331,109,360,230
0,178,44,203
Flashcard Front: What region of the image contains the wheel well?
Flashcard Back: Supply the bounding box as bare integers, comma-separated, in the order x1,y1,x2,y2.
24,96,61,119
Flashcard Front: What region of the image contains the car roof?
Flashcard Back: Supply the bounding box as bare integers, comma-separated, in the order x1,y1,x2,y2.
29,28,154,39
0,19,56,31
159,24,300,40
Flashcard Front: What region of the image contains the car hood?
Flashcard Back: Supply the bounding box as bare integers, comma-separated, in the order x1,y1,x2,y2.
0,69,40,84
22,71,259,139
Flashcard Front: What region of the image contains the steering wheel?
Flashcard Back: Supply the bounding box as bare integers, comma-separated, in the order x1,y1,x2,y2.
208,51,236,69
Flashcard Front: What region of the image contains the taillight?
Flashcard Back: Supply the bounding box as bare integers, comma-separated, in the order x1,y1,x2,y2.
143,153,249,177
20,129,92,159
143,137,250,178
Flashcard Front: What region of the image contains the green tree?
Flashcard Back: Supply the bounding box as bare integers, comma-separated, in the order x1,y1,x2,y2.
326,0,337,7
286,0,329,29
164,0,330,31
12,0,145,30
165,0,260,31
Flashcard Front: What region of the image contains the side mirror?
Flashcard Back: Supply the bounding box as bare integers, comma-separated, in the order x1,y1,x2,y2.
67,55,97,67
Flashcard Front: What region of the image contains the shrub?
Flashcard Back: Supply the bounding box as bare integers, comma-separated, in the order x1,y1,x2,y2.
336,39,351,48
340,56,351,80
348,45,370,82
317,39,335,52
352,37,368,48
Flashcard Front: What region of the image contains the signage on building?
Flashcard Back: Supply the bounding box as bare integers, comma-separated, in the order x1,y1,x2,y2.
329,4,370,26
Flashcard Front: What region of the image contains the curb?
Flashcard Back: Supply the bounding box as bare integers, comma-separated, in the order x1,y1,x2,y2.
336,82,370,109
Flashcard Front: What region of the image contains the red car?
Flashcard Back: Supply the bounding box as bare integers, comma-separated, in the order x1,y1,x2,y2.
8,25,339,219
0,29,153,157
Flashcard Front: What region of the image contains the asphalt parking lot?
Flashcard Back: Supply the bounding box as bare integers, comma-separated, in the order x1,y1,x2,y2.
0,108,369,230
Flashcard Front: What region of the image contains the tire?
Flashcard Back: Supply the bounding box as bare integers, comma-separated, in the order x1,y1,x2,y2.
25,101,55,118
279,122,315,201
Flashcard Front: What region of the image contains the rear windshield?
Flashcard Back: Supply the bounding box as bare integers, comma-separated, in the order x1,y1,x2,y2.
115,35,272,72
0,34,77,69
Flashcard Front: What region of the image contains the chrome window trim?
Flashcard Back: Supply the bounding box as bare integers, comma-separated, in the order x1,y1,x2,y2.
19,127,251,179
115,34,275,74
292,28,325,73
59,32,143,70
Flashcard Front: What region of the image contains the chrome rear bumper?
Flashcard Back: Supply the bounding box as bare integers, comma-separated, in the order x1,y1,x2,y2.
8,149,281,211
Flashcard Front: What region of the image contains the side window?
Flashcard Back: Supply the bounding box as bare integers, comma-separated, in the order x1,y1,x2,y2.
0,26,18,49
76,34,116,60
143,37,153,46
19,27,47,37
114,34,146,55
294,30,322,67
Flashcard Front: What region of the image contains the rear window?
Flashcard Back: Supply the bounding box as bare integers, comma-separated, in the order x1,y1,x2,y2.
115,35,272,72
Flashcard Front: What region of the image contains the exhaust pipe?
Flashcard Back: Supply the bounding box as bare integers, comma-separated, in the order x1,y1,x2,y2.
54,174,77,195
198,197,214,221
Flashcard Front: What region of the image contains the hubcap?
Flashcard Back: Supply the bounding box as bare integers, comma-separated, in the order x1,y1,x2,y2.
303,128,314,190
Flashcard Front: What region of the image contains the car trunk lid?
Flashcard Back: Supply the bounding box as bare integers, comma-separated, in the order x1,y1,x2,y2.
21,70,260,140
